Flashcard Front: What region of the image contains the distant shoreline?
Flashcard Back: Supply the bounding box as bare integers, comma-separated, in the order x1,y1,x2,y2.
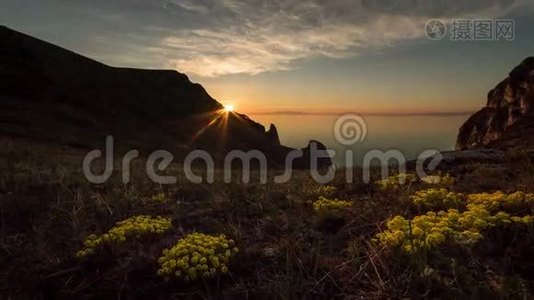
246,111,474,116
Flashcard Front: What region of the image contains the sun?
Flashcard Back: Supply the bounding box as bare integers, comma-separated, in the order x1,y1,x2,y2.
223,104,235,112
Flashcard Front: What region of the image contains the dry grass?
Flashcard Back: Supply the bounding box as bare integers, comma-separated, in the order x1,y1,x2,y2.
1,137,534,298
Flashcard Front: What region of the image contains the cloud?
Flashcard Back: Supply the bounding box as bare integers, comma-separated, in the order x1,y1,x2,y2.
156,13,427,77
143,0,529,77
6,0,530,77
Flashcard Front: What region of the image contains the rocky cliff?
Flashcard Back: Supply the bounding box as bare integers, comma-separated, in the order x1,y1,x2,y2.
457,57,534,150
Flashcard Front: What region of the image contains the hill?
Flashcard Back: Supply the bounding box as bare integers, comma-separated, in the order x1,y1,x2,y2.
0,25,327,167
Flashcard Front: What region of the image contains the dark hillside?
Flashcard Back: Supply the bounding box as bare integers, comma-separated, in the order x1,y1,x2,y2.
0,25,311,165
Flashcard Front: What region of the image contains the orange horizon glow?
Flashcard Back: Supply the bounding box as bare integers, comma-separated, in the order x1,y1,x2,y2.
203,84,481,117
234,104,476,116
242,109,475,116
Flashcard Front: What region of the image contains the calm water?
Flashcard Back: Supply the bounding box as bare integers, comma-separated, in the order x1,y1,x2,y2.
248,114,470,167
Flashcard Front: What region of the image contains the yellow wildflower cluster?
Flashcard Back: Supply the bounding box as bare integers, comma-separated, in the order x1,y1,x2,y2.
376,191,534,254
76,215,172,258
376,173,417,191
411,188,465,209
157,233,239,281
312,196,352,215
312,185,336,197
376,213,449,253
150,192,166,202
421,174,455,186
467,191,534,212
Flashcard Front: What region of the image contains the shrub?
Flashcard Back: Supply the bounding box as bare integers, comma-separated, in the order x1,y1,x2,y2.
157,233,238,281
76,215,172,258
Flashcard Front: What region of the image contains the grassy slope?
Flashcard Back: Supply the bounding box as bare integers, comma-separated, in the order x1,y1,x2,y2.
2,137,534,298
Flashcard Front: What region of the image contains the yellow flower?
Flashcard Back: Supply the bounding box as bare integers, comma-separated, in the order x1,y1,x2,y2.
150,192,166,202
76,215,172,258
156,232,238,280
376,190,534,253
312,185,337,197
375,173,417,191
411,227,424,237
421,174,455,186
312,197,352,215
411,188,464,209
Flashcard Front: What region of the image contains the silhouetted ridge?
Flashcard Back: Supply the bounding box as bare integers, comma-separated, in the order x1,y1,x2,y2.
0,26,332,168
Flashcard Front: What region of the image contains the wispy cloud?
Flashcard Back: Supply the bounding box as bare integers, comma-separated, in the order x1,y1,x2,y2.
156,13,427,77
149,0,531,76
5,0,531,77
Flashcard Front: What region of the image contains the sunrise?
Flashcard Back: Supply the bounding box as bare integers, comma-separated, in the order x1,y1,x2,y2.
2,0,534,298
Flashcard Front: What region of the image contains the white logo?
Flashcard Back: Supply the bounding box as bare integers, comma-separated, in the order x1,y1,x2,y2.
425,19,446,40
334,114,367,145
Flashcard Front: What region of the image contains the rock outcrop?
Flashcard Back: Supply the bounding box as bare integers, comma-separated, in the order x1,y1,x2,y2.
457,57,534,150
266,124,281,146
295,140,333,169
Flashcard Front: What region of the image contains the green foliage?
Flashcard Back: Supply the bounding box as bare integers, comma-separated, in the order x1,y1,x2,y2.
76,215,172,258
157,233,238,281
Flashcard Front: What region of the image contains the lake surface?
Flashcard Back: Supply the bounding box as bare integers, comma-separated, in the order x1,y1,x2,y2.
248,114,471,167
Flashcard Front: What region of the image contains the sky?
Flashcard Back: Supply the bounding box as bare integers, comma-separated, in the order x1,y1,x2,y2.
2,0,534,115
